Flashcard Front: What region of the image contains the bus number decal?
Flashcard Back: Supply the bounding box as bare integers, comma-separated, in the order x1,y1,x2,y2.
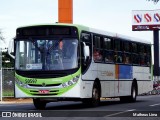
25,79,37,84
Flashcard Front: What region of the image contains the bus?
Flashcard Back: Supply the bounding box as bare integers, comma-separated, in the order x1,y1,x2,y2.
12,23,153,109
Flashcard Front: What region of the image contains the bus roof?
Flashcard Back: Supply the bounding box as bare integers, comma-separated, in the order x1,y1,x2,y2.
17,23,151,44
88,27,151,44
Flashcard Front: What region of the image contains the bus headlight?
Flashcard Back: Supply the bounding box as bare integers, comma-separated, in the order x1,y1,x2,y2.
68,81,73,86
62,76,79,88
72,76,79,83
62,83,67,88
15,78,28,88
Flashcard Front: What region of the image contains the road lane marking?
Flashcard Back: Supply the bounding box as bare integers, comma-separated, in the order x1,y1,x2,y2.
105,109,136,117
149,103,160,107
127,109,136,111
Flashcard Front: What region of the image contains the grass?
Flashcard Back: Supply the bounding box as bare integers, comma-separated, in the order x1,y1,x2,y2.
2,90,14,97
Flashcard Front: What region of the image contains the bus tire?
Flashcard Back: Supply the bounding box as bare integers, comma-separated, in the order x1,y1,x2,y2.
91,82,100,107
33,98,46,110
129,82,137,102
82,82,101,107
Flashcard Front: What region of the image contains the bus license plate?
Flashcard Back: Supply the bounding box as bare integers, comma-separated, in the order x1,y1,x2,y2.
39,90,49,94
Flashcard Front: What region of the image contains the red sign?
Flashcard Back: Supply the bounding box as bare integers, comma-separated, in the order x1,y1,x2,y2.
132,10,160,31
39,90,49,94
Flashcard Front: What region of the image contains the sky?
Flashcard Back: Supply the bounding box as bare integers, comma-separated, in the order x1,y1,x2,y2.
0,0,160,49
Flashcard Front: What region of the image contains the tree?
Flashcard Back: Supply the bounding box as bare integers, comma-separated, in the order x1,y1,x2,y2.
0,29,14,68
0,29,5,42
147,0,159,4
2,51,14,68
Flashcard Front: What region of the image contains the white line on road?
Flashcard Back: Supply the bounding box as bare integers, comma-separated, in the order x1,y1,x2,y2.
127,109,136,111
105,109,136,117
149,103,160,107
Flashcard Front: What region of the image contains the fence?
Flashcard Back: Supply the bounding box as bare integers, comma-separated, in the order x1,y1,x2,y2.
2,68,15,98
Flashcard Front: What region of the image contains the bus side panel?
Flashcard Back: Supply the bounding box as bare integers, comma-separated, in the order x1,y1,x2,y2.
81,62,98,80
97,64,115,97
101,81,111,97
114,81,132,97
133,66,152,94
81,62,97,98
80,80,94,98
116,65,133,97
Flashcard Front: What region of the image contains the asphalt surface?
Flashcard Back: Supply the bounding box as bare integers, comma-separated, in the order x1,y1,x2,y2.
0,95,160,120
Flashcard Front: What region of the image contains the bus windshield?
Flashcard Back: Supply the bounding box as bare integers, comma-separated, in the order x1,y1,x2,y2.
15,39,78,71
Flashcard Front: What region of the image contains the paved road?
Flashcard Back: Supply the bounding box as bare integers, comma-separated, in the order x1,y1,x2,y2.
0,95,160,119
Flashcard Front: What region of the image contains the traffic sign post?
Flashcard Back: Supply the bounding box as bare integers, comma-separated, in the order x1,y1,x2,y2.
154,30,159,76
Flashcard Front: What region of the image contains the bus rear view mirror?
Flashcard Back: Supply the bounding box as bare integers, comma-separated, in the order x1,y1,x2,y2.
84,46,90,57
83,42,90,61
8,39,15,59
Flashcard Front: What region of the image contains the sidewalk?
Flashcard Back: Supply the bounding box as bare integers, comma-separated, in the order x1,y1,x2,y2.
0,98,32,104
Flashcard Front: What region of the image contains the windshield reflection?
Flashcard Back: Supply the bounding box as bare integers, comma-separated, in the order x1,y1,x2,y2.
15,39,78,70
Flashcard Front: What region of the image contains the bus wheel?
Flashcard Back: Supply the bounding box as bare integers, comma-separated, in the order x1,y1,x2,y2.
129,83,137,102
91,83,100,107
33,98,46,110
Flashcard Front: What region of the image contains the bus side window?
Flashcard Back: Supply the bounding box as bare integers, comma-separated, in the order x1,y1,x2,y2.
123,42,131,64
93,49,103,62
144,45,151,66
114,40,123,63
132,42,139,65
81,32,92,74
114,51,122,63
104,37,114,63
139,44,146,65
81,32,92,56
93,35,103,62
132,42,138,53
104,51,113,63
123,53,131,64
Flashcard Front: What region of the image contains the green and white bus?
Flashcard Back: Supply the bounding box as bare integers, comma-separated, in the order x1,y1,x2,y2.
13,23,153,109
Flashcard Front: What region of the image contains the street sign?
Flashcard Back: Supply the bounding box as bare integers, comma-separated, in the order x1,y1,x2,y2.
132,10,160,31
